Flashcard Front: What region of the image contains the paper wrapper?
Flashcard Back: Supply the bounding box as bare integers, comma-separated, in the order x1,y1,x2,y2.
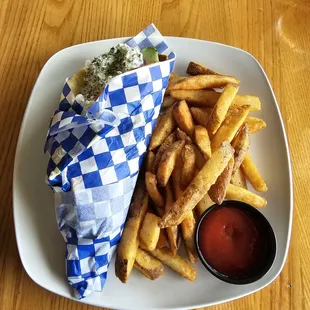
44,24,176,298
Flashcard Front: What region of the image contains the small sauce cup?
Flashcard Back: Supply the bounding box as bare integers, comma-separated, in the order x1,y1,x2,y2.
195,200,277,284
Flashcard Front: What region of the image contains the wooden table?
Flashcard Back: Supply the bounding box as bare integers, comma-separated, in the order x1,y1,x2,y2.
1,0,309,309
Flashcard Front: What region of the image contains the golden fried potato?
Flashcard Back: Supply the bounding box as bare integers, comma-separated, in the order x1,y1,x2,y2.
166,74,186,96
157,229,169,248
180,212,198,263
226,183,267,208
152,132,177,174
145,172,165,208
192,144,207,169
157,140,185,187
186,61,221,76
140,213,161,251
207,84,239,135
211,105,250,152
231,123,250,173
145,246,196,281
194,125,212,159
145,151,155,172
134,248,164,280
115,181,149,283
231,167,247,189
162,96,177,109
164,183,179,256
170,89,260,111
169,75,240,90
173,100,195,138
176,128,192,143
241,153,268,192
245,116,267,133
180,144,196,190
190,107,212,127
195,193,214,218
160,141,234,227
149,105,176,150
208,157,234,204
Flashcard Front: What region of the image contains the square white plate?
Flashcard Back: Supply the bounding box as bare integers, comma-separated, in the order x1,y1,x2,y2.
13,37,293,310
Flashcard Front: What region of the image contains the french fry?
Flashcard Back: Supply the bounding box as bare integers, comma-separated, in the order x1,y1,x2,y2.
194,125,212,159
145,172,165,208
176,128,192,143
180,144,196,190
231,167,247,189
162,96,177,109
145,151,155,172
145,246,196,281
173,100,195,138
241,153,268,192
157,140,185,187
164,183,179,256
231,123,250,173
160,141,235,227
245,116,267,133
166,74,186,96
134,248,164,280
181,212,198,263
190,107,212,127
186,61,221,76
115,181,149,283
211,105,250,152
208,157,234,204
140,213,161,251
149,105,176,150
152,132,177,174
226,183,267,208
170,89,260,111
171,159,197,261
169,75,240,90
195,193,214,218
157,230,169,248
207,84,239,135
192,144,206,169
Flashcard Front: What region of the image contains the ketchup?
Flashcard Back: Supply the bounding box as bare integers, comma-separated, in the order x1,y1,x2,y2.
198,206,262,277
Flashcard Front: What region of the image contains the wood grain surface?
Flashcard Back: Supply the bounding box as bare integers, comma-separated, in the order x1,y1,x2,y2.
0,0,309,309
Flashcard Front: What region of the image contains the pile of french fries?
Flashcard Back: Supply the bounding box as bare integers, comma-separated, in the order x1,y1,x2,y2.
115,61,268,283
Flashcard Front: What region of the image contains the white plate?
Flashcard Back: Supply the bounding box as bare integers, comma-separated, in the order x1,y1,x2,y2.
13,37,293,310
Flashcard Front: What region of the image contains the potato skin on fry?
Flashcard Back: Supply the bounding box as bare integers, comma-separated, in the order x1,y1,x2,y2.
134,248,164,280
157,140,185,187
145,172,165,208
231,167,247,189
180,144,196,190
149,105,176,150
145,151,155,172
152,132,177,174
186,61,221,76
115,182,149,283
208,157,234,204
231,123,250,173
160,141,235,227
173,100,195,138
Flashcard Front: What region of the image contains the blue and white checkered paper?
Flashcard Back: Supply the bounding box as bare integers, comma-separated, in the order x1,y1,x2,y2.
45,24,175,299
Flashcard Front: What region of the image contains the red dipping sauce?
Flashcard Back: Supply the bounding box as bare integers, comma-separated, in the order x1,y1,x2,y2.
198,205,262,277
